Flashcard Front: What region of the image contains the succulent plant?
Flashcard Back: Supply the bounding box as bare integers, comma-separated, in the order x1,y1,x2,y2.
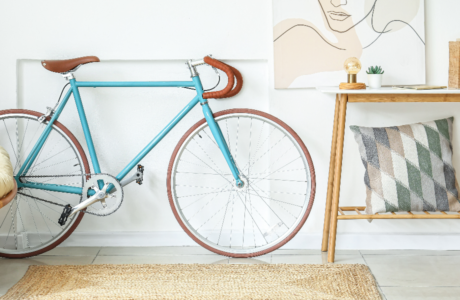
366,66,384,75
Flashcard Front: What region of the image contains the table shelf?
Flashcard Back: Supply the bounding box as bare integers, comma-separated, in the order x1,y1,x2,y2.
337,206,460,220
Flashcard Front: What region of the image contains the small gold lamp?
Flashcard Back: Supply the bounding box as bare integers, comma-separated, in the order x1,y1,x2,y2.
339,57,366,90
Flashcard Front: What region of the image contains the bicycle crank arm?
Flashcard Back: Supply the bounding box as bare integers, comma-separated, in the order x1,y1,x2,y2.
69,183,110,217
69,193,103,217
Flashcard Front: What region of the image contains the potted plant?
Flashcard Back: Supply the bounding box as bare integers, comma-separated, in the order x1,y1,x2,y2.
366,66,384,89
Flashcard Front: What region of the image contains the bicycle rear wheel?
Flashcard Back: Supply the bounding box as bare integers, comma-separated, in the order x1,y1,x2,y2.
168,109,315,257
0,109,89,258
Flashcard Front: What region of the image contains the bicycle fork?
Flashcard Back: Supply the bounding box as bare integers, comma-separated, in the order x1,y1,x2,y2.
192,77,244,188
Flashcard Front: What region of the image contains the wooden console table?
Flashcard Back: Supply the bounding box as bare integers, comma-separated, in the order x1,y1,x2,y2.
317,87,460,263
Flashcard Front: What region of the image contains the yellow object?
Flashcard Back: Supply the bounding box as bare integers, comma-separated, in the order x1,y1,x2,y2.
343,57,362,83
344,57,362,74
0,146,14,199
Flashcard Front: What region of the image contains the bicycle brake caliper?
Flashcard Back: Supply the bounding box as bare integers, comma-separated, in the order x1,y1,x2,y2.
38,106,54,124
136,164,144,185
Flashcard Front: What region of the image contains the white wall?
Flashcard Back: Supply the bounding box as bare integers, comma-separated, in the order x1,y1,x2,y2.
2,0,460,249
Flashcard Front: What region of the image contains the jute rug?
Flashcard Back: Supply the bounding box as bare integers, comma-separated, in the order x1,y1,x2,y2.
1,264,381,299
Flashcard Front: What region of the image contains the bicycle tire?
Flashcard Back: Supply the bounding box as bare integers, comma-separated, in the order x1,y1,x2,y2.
167,109,316,257
0,109,89,258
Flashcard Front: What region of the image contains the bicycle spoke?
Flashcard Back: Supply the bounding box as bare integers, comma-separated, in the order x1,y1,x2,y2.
17,124,42,172
185,149,232,185
176,171,233,176
31,146,71,169
225,119,231,153
233,192,269,244
181,185,228,210
178,189,232,199
217,192,233,245
252,156,302,186
186,185,232,222
242,118,253,247
3,120,19,164
0,200,14,229
29,135,51,175
248,184,299,220
192,137,223,175
32,196,54,238
244,190,302,208
25,196,42,244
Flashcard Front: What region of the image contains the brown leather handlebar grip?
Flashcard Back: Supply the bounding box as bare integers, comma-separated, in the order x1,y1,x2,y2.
202,56,242,99
223,63,243,98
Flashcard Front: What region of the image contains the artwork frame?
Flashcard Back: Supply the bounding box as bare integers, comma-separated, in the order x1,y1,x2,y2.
273,0,426,89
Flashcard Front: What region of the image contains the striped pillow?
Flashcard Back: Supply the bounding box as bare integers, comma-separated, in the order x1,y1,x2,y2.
350,117,460,214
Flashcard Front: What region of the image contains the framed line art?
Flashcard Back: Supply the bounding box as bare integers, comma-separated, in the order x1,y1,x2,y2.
273,0,426,89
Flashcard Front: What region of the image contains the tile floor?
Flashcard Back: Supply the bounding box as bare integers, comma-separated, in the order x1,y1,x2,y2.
1,247,460,299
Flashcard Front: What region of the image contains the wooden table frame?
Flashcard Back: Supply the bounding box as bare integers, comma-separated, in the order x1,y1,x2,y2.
321,92,460,263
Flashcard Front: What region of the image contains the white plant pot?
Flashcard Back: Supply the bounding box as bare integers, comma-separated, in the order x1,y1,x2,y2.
368,74,383,89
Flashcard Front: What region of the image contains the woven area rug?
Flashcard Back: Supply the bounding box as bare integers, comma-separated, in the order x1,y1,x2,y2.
1,264,381,299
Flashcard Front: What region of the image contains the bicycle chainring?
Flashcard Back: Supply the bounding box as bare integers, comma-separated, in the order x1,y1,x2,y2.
82,174,124,216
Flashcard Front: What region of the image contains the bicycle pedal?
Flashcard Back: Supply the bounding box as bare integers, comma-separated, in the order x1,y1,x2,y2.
135,164,144,185
58,204,73,226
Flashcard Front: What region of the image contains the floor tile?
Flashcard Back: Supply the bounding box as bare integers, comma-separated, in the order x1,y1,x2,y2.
0,256,95,297
228,255,271,264
98,246,214,256
39,246,101,256
272,249,360,255
92,255,227,265
364,255,460,287
381,287,460,300
360,250,460,256
271,254,366,264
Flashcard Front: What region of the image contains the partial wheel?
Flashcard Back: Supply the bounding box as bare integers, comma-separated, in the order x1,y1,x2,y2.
0,110,89,258
168,109,315,257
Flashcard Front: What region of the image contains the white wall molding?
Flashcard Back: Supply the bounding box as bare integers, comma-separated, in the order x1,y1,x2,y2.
60,231,460,250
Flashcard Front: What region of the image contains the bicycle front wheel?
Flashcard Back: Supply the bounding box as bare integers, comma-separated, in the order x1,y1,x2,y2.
0,109,89,258
168,109,315,257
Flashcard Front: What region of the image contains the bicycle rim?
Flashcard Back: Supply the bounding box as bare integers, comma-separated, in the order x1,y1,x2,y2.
168,109,315,257
0,110,89,257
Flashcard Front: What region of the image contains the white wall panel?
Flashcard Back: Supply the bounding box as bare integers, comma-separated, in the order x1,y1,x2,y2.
1,0,460,249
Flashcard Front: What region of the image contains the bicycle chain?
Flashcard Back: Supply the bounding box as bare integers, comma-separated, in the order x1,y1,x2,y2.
18,173,98,213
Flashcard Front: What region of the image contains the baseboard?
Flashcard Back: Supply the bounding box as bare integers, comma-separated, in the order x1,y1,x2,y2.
60,231,460,250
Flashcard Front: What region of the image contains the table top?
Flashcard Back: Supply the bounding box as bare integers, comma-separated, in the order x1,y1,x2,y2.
316,86,460,94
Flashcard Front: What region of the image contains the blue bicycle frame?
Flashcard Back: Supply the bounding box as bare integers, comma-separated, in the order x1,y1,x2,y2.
16,74,243,195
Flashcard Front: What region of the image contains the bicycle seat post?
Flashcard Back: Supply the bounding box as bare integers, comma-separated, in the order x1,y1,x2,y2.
62,72,75,81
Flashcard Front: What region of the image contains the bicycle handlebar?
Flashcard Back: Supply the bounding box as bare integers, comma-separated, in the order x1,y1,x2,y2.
202,56,243,99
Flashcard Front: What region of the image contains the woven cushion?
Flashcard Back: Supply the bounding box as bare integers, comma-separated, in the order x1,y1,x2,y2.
350,117,460,214
0,146,14,199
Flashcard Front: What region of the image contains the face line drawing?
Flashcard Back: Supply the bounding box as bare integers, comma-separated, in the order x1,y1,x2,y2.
327,11,351,21
331,0,347,8
274,0,426,59
273,24,346,50
363,0,425,48
370,2,392,34
318,0,378,33
364,19,425,49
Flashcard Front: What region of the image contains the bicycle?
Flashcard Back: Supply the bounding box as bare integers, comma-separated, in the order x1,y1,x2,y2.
0,55,315,258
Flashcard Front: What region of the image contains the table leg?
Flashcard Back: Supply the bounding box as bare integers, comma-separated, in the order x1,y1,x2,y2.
328,94,348,263
321,95,340,252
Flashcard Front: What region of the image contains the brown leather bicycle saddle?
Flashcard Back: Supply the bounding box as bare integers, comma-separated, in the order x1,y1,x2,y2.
41,56,100,73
